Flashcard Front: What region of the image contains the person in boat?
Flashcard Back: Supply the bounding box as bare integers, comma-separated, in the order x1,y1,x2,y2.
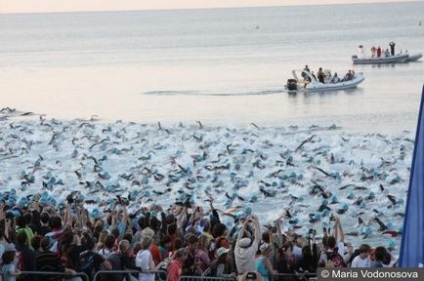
371,46,376,58
301,65,311,82
384,49,390,57
317,67,325,83
343,70,353,81
389,41,395,56
358,45,365,58
376,46,382,58
331,73,340,84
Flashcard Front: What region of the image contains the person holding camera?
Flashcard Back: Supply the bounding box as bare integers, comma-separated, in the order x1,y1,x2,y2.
234,215,261,278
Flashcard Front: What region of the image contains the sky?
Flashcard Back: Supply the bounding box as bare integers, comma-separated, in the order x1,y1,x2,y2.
0,0,419,14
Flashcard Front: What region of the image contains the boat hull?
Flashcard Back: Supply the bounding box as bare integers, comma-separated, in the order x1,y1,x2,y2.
285,72,365,93
405,53,423,62
352,53,409,64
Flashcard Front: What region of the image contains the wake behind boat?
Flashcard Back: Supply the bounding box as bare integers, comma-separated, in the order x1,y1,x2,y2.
285,68,365,93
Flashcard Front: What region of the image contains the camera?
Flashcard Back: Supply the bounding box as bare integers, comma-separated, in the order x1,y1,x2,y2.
246,272,257,281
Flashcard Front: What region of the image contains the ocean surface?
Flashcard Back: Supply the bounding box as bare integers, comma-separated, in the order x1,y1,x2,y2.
1,1,423,133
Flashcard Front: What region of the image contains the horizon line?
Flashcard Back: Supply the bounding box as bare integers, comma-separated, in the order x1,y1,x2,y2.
0,0,420,15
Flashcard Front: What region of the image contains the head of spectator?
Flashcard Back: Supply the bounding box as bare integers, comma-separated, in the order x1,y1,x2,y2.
150,216,161,232
60,227,75,246
133,242,142,256
16,231,28,247
174,248,188,263
40,237,51,252
82,233,96,251
15,215,26,229
31,235,43,251
358,244,371,260
259,243,272,257
104,234,116,250
327,236,336,250
141,236,153,250
111,228,120,239
2,250,17,265
40,212,50,225
168,223,178,236
118,239,130,254
374,246,387,263
49,215,62,231
186,234,199,253
212,223,227,238
123,230,133,244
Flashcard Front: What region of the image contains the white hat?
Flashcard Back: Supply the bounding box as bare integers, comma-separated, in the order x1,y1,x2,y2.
260,242,271,253
217,247,230,257
141,227,155,240
239,237,252,248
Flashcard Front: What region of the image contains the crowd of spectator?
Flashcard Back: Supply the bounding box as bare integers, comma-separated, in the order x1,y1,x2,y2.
0,192,397,281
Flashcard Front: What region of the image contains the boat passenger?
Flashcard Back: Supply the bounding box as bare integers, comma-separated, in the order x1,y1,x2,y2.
389,41,396,56
371,46,376,58
317,67,325,83
343,70,353,81
358,45,365,58
301,65,311,81
384,49,390,57
331,73,340,84
376,47,382,58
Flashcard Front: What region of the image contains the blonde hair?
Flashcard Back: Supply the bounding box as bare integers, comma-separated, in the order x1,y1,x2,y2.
141,236,153,250
119,239,130,254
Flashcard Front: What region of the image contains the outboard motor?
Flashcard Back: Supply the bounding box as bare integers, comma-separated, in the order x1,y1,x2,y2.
286,79,297,91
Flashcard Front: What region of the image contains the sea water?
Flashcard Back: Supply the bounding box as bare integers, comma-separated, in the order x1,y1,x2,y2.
0,1,423,133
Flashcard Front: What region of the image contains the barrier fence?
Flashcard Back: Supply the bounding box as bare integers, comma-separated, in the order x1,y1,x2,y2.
180,273,317,281
273,273,317,281
92,269,167,281
181,276,236,281
10,269,316,281
18,270,90,281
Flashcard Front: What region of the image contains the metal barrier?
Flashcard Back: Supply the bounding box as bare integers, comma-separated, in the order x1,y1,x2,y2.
179,273,317,281
273,272,317,281
92,269,167,281
19,270,90,281
181,276,236,281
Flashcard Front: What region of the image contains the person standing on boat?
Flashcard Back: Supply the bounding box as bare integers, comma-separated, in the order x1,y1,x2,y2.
389,42,396,56
317,67,325,83
301,65,311,81
358,45,365,58
371,46,376,58
376,46,382,58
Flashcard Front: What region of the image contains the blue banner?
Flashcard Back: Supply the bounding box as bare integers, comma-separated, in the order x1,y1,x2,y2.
399,84,424,267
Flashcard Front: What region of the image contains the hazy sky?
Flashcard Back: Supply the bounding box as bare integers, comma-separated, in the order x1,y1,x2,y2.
0,0,418,13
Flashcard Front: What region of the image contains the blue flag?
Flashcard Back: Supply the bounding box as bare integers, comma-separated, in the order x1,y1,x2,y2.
399,84,424,267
